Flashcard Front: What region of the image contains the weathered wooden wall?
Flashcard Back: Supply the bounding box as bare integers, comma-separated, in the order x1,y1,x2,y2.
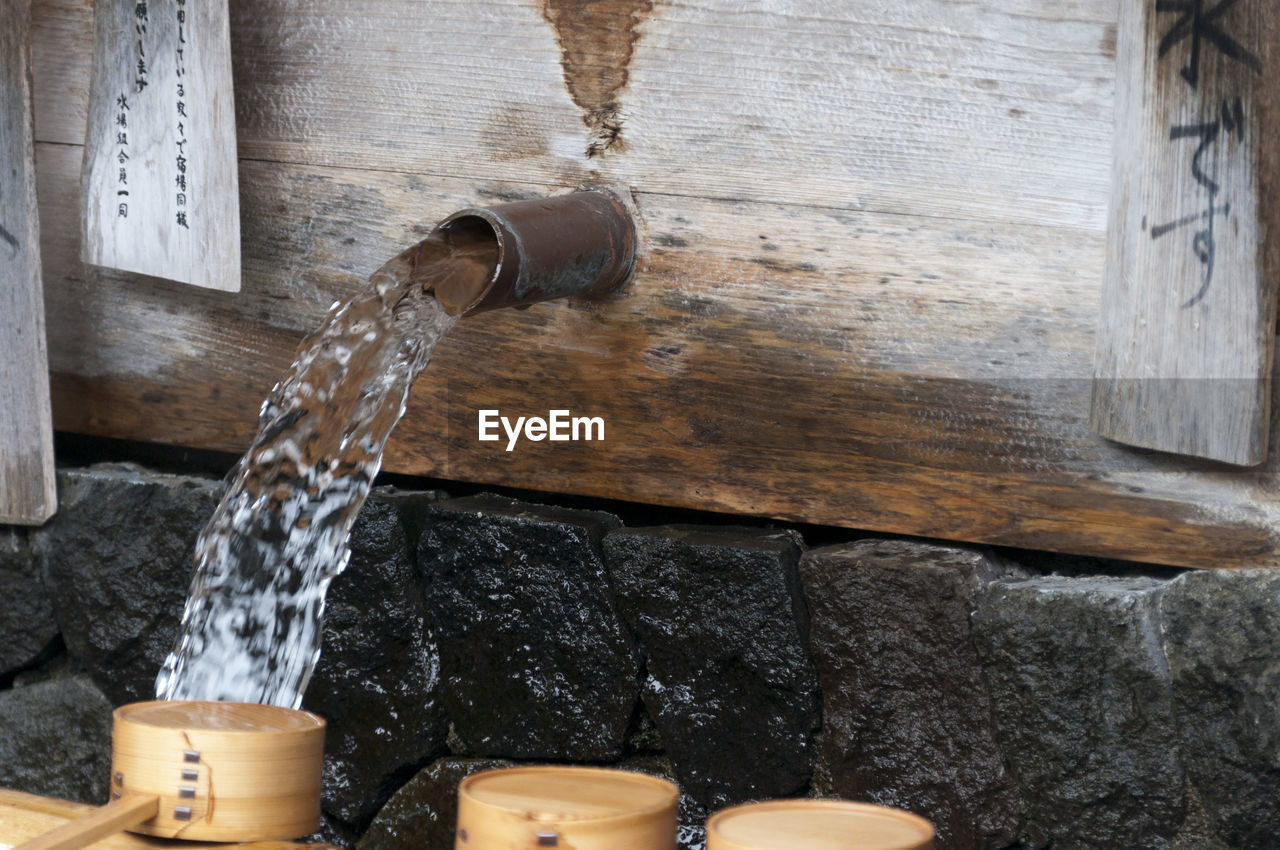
29,0,1280,568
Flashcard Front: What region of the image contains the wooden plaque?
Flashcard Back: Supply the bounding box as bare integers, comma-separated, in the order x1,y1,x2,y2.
1092,0,1280,465
81,0,239,291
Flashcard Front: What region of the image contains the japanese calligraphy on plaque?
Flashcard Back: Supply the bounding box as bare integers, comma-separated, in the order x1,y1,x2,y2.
82,0,239,291
1091,0,1279,465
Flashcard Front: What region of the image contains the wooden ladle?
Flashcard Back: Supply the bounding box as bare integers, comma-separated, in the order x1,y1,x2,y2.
13,701,325,850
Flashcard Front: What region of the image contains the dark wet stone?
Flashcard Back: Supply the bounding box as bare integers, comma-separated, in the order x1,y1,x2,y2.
0,674,113,804
973,575,1184,850
303,812,361,849
358,757,513,850
799,540,1022,850
604,525,819,809
622,755,709,850
624,702,665,755
1160,570,1280,849
35,466,222,705
417,495,636,761
304,488,450,830
0,527,58,676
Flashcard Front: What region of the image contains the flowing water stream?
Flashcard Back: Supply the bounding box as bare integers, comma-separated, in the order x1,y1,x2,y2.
155,230,496,708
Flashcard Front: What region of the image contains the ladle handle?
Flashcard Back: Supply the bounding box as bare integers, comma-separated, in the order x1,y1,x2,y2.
12,792,158,850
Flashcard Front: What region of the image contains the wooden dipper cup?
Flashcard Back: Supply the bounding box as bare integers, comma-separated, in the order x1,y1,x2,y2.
706,799,935,850
454,766,679,849
112,701,325,840
13,700,325,849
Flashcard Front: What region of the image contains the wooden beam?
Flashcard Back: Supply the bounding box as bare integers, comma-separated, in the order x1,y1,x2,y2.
27,0,1280,568
1092,0,1280,465
0,0,56,525
33,142,1280,569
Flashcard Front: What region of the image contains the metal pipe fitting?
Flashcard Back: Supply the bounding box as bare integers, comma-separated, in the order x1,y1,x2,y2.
430,189,636,316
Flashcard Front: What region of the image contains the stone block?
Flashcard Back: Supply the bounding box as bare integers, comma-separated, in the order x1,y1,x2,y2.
358,757,513,850
800,539,1022,850
0,527,58,676
35,466,221,704
973,575,1184,849
417,495,636,760
604,524,818,809
622,755,710,850
304,488,450,830
0,675,113,804
1160,570,1280,849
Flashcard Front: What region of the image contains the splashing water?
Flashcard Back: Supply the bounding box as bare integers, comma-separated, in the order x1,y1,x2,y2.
156,230,496,708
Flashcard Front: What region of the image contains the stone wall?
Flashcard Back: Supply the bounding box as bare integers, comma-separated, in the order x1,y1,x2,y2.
1,464,1276,849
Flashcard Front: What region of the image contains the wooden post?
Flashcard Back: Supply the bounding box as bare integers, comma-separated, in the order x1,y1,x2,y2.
1091,0,1280,465
81,0,240,291
0,0,56,525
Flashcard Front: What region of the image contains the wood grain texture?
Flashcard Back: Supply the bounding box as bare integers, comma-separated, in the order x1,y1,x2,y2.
81,0,239,290
0,789,335,850
11,793,158,850
1092,0,1280,465
112,702,324,841
27,0,1280,568
1,0,56,526
706,800,933,850
457,767,678,850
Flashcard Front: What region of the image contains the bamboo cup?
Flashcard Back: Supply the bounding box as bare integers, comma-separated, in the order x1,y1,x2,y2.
706,799,935,850
455,766,679,849
14,701,324,850
110,701,325,841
